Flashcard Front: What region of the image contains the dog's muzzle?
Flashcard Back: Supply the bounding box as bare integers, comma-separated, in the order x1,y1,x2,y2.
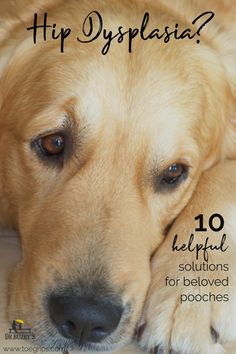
48,292,123,346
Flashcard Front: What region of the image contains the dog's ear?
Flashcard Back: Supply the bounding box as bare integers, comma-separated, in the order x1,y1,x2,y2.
202,89,236,170
198,46,236,170
0,0,63,42
222,98,236,160
0,0,64,81
220,22,236,162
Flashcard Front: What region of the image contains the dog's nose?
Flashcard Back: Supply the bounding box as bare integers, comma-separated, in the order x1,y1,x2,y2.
49,294,123,344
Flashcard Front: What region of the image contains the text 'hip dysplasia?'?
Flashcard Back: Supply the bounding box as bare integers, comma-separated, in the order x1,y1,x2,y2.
26,10,215,55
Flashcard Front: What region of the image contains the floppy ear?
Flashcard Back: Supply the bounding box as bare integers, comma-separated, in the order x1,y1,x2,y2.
197,33,236,170
220,11,236,161
222,97,236,160
202,77,236,170
0,0,63,77
196,50,234,170
0,0,63,42
176,0,236,168
213,2,236,162
216,48,236,162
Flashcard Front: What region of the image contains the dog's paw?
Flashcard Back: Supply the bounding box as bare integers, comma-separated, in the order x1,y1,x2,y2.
139,292,225,354
138,250,234,354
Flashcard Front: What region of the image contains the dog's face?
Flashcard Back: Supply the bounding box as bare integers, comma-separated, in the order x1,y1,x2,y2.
0,1,230,352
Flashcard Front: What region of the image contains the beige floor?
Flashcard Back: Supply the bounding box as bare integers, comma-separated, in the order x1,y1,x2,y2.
0,232,235,354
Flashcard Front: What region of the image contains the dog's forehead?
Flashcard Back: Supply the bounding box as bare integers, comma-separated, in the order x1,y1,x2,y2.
70,50,199,120
3,30,203,166
72,54,201,142
55,55,201,167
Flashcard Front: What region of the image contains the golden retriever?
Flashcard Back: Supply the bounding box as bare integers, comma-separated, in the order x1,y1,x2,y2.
0,0,236,353
141,160,236,354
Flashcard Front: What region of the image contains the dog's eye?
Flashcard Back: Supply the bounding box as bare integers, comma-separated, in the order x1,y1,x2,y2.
163,164,185,184
39,134,65,156
155,163,188,192
31,132,66,166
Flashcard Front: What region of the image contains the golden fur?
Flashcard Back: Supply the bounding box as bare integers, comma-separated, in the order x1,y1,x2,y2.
141,160,236,353
0,0,236,353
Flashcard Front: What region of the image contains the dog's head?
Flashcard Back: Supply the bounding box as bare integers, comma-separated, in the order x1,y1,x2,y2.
0,0,233,351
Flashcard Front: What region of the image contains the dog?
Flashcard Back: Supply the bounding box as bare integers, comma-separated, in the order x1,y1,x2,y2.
0,162,235,354
0,0,236,353
141,160,236,354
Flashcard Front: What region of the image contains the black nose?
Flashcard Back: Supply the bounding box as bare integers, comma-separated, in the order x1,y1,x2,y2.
48,294,123,344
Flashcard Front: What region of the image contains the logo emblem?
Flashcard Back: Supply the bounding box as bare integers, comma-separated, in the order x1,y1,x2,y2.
5,319,35,340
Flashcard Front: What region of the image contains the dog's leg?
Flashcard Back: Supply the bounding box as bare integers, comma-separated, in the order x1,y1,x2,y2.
140,160,236,354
